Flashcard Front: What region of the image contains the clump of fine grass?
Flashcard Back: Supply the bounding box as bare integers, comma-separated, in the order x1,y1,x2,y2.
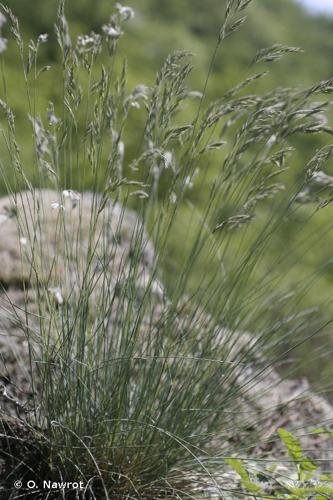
0,0,333,497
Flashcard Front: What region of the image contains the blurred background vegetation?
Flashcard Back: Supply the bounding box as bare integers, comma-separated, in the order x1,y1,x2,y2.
1,0,333,390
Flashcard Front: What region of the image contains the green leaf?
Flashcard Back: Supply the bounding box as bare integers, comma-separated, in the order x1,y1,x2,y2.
226,458,262,494
300,456,317,473
320,474,333,480
278,428,303,462
290,486,333,496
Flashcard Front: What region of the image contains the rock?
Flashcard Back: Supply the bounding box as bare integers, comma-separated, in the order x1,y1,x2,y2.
0,289,39,414
0,189,159,415
0,189,155,287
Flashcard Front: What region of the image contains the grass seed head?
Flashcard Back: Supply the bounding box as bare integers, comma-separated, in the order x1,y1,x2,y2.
0,36,7,53
102,24,123,40
115,3,135,21
37,33,48,44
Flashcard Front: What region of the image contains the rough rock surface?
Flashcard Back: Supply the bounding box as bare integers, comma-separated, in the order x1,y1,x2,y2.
0,190,333,496
0,189,158,414
0,189,155,286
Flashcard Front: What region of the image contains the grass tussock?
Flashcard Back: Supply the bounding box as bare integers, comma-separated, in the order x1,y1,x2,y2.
0,0,333,498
